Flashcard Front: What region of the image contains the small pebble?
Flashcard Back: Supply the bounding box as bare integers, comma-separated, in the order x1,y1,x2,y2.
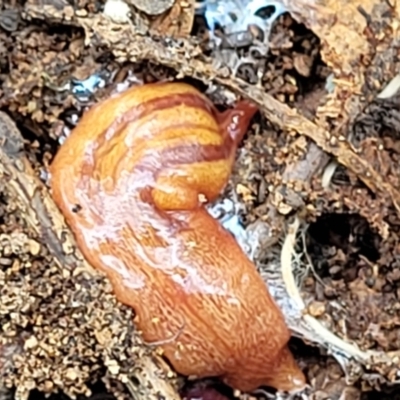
23,336,38,350
307,301,326,317
28,239,41,256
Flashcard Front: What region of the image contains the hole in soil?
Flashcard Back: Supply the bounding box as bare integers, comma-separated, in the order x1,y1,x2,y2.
303,213,400,352
362,388,400,399
28,380,115,400
306,213,381,281
181,380,234,400
266,16,330,105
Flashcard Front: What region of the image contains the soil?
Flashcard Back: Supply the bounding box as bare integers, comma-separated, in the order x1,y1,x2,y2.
1,1,400,400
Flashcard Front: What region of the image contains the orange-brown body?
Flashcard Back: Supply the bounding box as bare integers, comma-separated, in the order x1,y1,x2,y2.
50,82,306,392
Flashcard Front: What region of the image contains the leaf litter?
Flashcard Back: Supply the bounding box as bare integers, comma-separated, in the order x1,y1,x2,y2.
0,0,400,400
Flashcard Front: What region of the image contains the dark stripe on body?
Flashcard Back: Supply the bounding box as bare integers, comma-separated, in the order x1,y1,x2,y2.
95,92,217,150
